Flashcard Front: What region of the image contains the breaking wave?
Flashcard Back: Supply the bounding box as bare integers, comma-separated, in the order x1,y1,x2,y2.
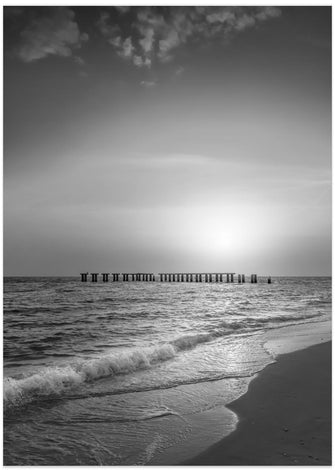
4,310,322,409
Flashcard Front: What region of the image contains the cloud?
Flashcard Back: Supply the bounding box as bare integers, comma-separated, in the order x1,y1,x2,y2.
115,6,130,15
96,11,120,39
74,55,85,66
206,10,235,25
140,80,157,88
175,65,184,76
158,29,180,62
139,27,155,54
15,7,88,63
235,14,256,32
255,6,281,22
118,37,134,59
97,11,140,65
97,6,281,69
133,55,151,68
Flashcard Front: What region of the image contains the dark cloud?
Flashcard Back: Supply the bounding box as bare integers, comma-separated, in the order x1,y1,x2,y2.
8,7,89,63
96,6,282,68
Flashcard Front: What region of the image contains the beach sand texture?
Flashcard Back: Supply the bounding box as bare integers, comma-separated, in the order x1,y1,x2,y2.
185,341,331,466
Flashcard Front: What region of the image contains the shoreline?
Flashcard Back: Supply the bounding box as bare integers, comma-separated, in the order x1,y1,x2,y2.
182,341,331,466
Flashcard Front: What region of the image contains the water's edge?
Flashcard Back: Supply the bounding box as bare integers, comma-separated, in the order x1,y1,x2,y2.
151,319,331,465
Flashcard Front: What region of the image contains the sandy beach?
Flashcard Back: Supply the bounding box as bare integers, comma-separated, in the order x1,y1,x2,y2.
184,341,331,466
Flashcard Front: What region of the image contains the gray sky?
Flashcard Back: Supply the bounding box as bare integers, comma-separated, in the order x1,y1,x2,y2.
4,6,331,276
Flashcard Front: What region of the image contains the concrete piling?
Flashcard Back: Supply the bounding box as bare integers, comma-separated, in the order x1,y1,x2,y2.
91,273,98,282
82,272,263,285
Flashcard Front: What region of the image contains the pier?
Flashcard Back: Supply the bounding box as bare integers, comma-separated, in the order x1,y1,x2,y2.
80,272,268,283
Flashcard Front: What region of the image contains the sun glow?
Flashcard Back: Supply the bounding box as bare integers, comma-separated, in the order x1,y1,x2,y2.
179,205,270,258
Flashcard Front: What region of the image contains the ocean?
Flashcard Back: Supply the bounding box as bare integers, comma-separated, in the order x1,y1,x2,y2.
4,276,331,465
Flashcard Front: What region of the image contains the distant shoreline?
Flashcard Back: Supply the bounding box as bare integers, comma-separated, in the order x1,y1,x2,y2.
183,341,331,465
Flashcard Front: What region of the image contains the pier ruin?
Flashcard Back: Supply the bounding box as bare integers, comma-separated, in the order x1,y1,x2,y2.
80,272,268,283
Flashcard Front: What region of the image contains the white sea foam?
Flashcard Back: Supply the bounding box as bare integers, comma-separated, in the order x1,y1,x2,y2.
4,366,83,407
4,342,181,408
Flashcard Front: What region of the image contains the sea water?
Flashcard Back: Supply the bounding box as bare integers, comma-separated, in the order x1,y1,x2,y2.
4,276,331,465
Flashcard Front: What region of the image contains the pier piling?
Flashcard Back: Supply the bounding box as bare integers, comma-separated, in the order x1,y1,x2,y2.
81,271,263,284
91,273,99,282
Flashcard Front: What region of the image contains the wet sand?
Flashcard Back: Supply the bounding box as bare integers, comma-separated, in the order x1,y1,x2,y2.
184,341,331,466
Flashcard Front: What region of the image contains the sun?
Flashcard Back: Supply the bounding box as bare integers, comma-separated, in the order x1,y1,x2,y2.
178,205,268,259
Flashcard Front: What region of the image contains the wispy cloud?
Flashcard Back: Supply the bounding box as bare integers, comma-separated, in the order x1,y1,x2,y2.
74,55,85,66
96,11,120,44
175,65,184,76
97,6,281,68
13,7,88,63
115,6,130,15
140,80,157,88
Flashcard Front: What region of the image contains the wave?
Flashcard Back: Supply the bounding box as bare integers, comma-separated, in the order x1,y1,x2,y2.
4,344,174,409
4,311,323,409
4,325,231,409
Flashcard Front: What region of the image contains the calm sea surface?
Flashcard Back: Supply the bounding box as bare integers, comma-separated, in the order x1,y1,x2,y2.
4,276,331,465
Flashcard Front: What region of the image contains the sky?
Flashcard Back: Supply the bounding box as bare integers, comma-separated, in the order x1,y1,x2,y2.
4,5,331,276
